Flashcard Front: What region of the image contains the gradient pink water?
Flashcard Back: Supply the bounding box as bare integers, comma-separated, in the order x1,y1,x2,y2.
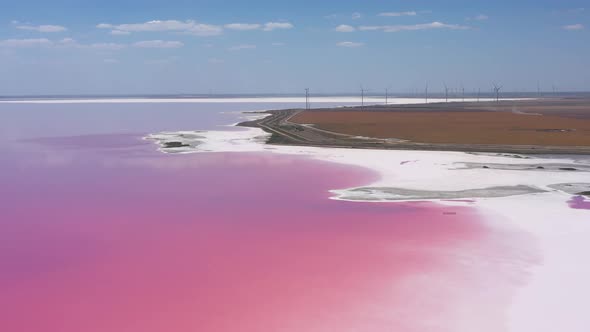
0,104,536,331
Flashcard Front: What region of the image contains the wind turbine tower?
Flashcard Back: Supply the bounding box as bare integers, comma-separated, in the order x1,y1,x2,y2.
360,85,366,109
461,85,465,102
304,88,310,110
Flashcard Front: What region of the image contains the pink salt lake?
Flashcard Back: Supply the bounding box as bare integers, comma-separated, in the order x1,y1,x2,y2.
0,102,537,332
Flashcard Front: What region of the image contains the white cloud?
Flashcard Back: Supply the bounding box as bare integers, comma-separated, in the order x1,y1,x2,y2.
225,22,294,32
97,20,223,36
335,24,356,32
262,22,294,31
58,39,126,50
96,23,113,29
336,41,364,48
97,19,293,36
224,23,262,31
0,38,52,48
359,21,470,32
378,11,417,17
563,23,584,31
16,24,67,33
86,43,127,50
58,38,76,45
144,56,179,65
133,40,184,48
352,12,362,20
0,38,128,51
97,20,194,32
111,30,131,36
186,24,224,36
229,44,256,51
467,14,489,21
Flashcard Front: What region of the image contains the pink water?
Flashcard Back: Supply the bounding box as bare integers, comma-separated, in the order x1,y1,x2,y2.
0,102,536,331
569,196,590,210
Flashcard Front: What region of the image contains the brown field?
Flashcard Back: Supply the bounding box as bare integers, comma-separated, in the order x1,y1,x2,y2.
291,101,590,146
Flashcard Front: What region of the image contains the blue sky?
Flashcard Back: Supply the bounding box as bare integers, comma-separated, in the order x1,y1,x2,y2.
0,0,588,95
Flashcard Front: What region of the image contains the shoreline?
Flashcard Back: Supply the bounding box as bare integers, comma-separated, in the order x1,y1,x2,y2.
145,100,590,331
146,98,590,203
237,100,590,155
147,118,590,202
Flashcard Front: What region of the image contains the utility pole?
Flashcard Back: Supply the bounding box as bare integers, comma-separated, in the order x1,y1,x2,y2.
304,88,310,110
444,83,449,102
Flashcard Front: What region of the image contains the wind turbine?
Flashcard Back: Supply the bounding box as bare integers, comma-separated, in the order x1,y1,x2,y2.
360,84,368,109
304,88,310,110
385,85,393,105
443,83,449,102
461,84,465,102
492,83,503,102
425,83,429,104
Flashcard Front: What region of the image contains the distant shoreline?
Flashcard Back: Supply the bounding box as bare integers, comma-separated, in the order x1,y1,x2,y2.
2,91,590,100
0,96,451,104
